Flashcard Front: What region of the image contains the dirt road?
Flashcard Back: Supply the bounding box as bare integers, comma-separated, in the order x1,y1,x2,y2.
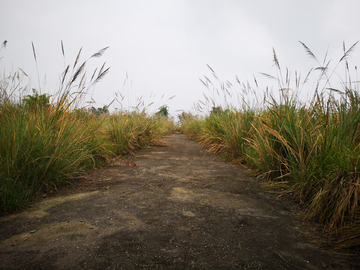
0,132,359,269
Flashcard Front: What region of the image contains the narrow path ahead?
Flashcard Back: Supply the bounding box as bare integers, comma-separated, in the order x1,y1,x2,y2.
0,132,358,269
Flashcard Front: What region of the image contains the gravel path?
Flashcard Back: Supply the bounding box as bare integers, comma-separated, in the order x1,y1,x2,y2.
0,132,359,269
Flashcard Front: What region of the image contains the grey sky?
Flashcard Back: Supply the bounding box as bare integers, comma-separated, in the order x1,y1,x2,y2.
1,0,360,116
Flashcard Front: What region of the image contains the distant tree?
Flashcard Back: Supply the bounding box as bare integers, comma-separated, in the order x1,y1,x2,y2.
156,106,169,118
210,106,223,116
178,112,193,123
209,106,231,117
22,89,51,111
178,112,185,122
90,105,109,115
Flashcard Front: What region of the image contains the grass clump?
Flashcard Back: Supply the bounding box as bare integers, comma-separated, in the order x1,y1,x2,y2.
108,110,174,155
181,42,360,248
0,42,174,215
180,108,255,161
0,93,110,215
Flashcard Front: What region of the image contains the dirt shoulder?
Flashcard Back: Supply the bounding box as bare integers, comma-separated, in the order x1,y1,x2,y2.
0,132,359,270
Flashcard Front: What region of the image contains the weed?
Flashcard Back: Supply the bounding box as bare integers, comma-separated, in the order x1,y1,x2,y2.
0,42,174,215
181,41,360,248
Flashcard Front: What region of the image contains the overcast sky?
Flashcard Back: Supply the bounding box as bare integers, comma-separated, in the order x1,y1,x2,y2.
1,0,360,116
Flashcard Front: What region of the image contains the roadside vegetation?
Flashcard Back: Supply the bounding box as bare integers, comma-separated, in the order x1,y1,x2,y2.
180,42,360,248
0,41,174,216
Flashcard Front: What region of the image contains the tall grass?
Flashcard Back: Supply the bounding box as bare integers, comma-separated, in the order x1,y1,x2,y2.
181,42,360,248
108,110,174,156
0,42,174,215
180,109,255,161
